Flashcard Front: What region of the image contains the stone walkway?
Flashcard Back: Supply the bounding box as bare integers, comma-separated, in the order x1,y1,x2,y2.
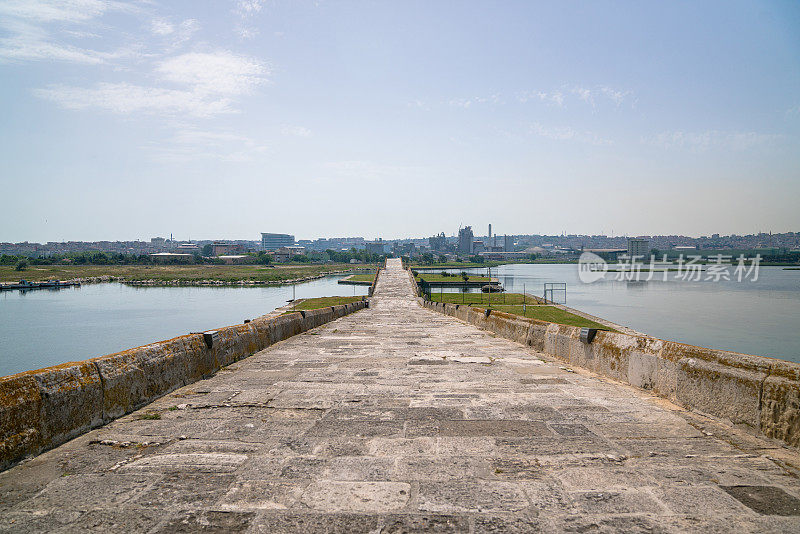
1,258,799,532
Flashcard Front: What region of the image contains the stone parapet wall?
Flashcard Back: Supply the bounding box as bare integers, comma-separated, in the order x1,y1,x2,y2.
420,299,800,449
368,259,386,297
0,301,366,471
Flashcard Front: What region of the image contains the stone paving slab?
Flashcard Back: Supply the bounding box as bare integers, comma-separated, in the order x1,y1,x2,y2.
1,258,799,532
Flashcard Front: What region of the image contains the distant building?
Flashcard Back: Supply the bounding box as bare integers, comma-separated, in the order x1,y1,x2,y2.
218,255,248,264
393,242,415,256
175,243,199,252
429,232,447,251
273,246,306,262
211,242,244,256
458,226,474,254
472,241,485,254
261,233,295,250
365,239,386,255
627,238,650,258
504,235,514,252
304,237,365,251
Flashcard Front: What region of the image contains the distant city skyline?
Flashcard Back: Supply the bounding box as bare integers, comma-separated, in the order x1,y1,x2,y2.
3,229,798,246
1,1,799,242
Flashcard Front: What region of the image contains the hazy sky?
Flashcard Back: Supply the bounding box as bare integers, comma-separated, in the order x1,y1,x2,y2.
1,0,799,242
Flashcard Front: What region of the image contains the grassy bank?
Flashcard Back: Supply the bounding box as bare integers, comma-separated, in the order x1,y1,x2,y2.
287,296,364,311
428,293,542,305
416,274,490,283
428,293,612,330
343,273,377,282
0,263,365,284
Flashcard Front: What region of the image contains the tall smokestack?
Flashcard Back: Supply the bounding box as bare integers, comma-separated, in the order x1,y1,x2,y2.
488,224,492,240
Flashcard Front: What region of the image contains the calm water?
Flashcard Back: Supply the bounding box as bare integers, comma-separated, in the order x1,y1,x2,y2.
0,276,367,377
420,264,800,363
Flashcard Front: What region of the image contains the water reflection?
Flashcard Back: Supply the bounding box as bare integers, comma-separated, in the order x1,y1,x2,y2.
419,264,800,362
0,276,367,376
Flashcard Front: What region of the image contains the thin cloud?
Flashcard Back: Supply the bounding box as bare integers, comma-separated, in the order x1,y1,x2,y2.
36,50,269,117
565,85,631,108
34,82,236,117
150,127,269,162
150,19,174,35
1,35,109,64
645,130,781,152
151,18,200,45
0,0,119,23
282,126,312,137
233,0,264,39
157,51,267,95
454,86,631,109
599,86,628,106
0,0,138,64
234,0,265,17
517,90,564,106
571,86,594,105
530,122,612,145
447,94,502,108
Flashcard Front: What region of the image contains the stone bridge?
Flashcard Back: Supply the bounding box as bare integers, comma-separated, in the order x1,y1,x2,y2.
1,258,799,532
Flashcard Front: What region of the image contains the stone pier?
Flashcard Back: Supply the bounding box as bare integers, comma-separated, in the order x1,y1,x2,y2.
1,258,799,532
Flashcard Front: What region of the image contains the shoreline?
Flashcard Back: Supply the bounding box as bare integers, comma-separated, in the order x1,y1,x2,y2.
0,268,375,289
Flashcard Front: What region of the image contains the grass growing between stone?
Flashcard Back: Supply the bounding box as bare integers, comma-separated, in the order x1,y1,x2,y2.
428,293,613,330
289,296,364,310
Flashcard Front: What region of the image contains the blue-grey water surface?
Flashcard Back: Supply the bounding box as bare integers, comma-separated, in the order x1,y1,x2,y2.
0,275,367,377
419,264,800,363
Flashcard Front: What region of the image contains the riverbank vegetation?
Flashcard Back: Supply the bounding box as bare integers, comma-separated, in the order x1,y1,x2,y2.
0,263,369,284
427,293,612,330
0,248,385,268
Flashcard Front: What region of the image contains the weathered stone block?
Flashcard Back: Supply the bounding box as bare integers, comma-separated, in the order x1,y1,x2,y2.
525,323,548,351
761,361,800,447
94,335,206,421
676,357,766,428
626,350,658,389
654,354,679,400
301,481,411,512
0,374,43,470
33,362,104,448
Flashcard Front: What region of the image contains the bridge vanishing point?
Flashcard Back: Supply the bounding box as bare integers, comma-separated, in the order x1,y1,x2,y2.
1,258,799,532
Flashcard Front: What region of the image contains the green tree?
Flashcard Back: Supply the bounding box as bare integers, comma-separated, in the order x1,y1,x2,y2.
15,259,28,271
202,243,213,256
